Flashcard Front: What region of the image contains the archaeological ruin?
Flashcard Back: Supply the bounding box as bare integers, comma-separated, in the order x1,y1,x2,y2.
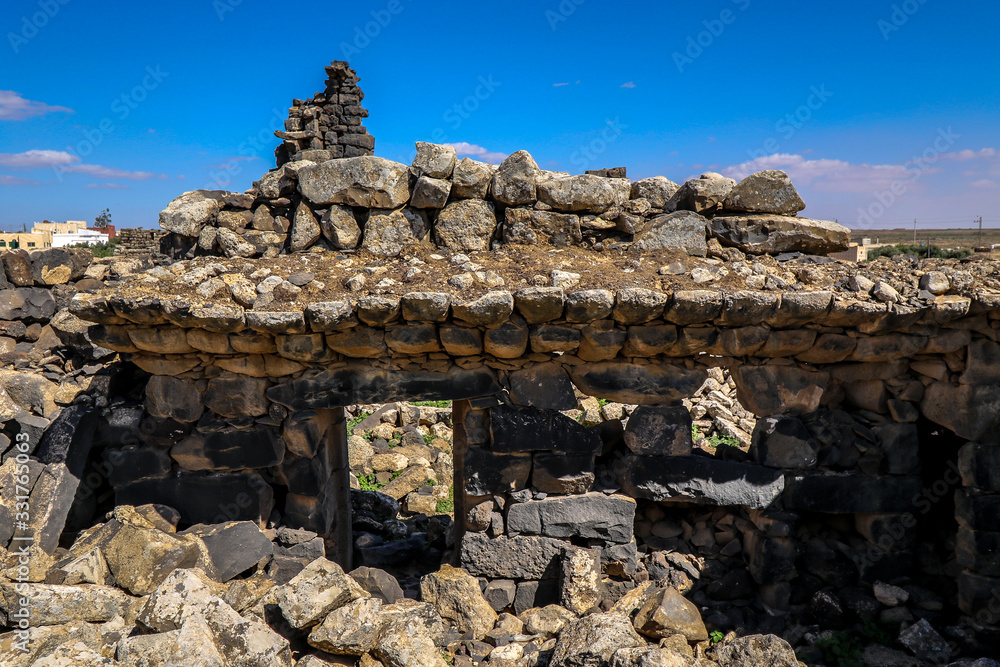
3,61,1000,666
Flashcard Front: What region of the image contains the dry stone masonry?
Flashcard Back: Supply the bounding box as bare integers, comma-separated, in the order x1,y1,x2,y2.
5,61,1000,665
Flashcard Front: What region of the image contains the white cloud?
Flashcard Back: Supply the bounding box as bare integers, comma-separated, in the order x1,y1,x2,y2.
0,149,77,168
447,142,508,165
0,150,165,180
0,91,72,121
553,82,570,87
722,153,917,193
0,175,41,186
621,81,636,89
85,183,129,189
941,148,997,161
59,164,166,180
971,179,997,189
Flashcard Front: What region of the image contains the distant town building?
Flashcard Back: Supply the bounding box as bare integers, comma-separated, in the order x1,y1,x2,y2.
0,219,113,251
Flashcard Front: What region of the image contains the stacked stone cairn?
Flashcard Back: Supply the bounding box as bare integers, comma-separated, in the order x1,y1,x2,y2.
274,61,374,167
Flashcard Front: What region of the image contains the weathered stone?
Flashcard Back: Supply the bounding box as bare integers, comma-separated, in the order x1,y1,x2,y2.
159,190,222,236
491,404,602,454
668,174,735,214
298,156,411,207
267,367,499,409
631,176,680,209
613,288,670,324
401,292,450,322
464,446,530,496
515,287,565,324
307,596,383,656
460,533,566,579
733,364,829,417
622,325,679,357
349,567,405,604
504,208,582,246
483,580,517,612
710,634,800,667
561,547,601,615
492,150,539,206
0,583,131,627
633,586,708,641
750,416,818,469
372,600,450,667
631,211,708,256
386,324,440,354
711,213,850,255
361,207,431,257
565,289,615,322
289,202,321,252
421,564,497,640
452,157,496,198
957,526,1000,576
507,363,577,411
537,173,624,213
327,327,387,358
532,452,596,495
180,521,273,582
531,324,582,353
922,381,1000,445
320,204,362,248
439,325,483,356
484,319,529,358
115,473,273,526
569,363,707,405
102,522,199,596
507,493,635,543
203,375,269,417
958,442,1000,491
723,170,806,215
550,613,644,667
782,473,923,513
273,557,368,629
619,453,784,508
411,175,452,209
412,141,457,179
624,406,693,457
898,618,952,664
452,291,514,327
920,271,950,295
434,199,497,251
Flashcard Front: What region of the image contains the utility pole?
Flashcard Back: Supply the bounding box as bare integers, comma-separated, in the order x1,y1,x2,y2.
979,216,984,247
913,219,917,245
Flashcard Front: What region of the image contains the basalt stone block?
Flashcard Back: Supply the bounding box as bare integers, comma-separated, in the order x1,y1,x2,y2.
665,290,724,326
276,334,335,363
782,473,923,514
506,493,635,543
577,323,627,361
203,376,270,418
513,580,561,616
569,362,707,405
622,326,679,357
171,427,283,472
515,287,565,324
439,325,483,356
401,292,450,322
767,291,834,327
733,364,829,417
279,454,331,496
145,376,205,423
460,532,565,580
34,404,97,478
267,368,500,410
854,513,917,550
464,446,530,496
923,382,1000,445
1,251,33,286
305,301,356,332
565,290,615,323
623,406,693,457
749,416,818,469
103,447,172,487
744,530,799,585
531,452,595,494
617,454,785,509
669,327,720,356
385,324,440,354
874,423,919,476
795,333,857,364
490,404,602,455
452,291,514,327
720,326,769,356
484,320,528,358
115,473,274,525
507,363,578,411
326,327,386,358
484,579,517,612
504,208,582,246
715,290,779,327
957,526,1000,577
958,570,1000,622
956,490,1000,532
180,521,273,583
613,289,670,325
356,296,401,326
958,443,1000,491
529,325,581,354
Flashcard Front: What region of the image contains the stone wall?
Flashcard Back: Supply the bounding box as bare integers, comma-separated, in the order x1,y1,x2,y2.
115,228,167,256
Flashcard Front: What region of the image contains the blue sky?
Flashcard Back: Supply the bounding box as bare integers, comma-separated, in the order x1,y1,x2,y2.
1,0,998,232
